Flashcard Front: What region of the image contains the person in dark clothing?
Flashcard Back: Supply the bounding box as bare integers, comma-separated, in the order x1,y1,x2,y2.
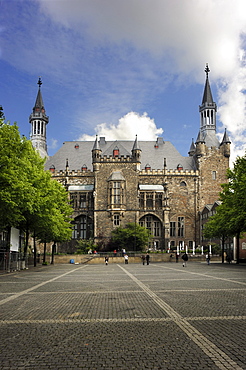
182,253,188,267
146,253,150,265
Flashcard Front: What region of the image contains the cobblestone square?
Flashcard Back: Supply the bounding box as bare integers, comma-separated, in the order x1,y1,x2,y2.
0,262,245,369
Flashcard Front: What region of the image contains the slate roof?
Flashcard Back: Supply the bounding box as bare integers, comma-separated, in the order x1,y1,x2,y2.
45,138,196,172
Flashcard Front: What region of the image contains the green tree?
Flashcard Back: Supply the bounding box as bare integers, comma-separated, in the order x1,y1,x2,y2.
0,119,73,265
204,154,246,264
111,223,150,252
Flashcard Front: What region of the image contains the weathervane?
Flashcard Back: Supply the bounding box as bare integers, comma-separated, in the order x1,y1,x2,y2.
205,63,210,78
37,77,42,88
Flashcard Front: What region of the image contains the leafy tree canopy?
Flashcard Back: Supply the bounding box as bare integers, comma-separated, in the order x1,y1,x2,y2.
111,223,150,251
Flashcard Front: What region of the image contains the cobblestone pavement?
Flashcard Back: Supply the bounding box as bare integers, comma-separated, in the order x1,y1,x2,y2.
0,262,245,369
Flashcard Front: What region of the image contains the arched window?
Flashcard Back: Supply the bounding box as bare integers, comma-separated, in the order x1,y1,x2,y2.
71,215,93,239
180,181,187,187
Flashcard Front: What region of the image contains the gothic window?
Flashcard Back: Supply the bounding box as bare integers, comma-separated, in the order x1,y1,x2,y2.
178,217,184,237
34,121,36,134
37,121,40,134
170,222,176,237
140,215,162,238
72,215,93,240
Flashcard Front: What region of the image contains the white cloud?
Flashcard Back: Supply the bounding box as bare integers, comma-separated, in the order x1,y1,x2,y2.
79,112,163,141
38,0,246,161
48,138,58,151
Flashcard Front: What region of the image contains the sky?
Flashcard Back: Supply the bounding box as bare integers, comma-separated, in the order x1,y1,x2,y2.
0,0,246,165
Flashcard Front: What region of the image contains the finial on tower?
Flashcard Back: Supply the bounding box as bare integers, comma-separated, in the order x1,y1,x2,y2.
37,77,42,88
204,63,210,78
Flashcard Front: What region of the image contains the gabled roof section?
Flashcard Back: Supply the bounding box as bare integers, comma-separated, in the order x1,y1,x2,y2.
103,141,131,157
45,139,196,172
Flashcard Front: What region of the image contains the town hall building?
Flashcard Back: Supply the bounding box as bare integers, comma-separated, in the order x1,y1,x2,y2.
30,65,231,251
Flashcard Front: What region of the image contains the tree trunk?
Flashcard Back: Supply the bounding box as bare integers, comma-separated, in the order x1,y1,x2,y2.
221,235,225,264
33,231,36,267
236,232,240,264
43,240,46,263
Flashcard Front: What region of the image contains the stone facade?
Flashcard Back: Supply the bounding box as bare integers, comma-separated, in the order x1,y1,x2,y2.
32,66,231,251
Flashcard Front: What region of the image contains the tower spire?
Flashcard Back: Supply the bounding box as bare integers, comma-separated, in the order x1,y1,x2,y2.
29,78,49,158
199,64,217,139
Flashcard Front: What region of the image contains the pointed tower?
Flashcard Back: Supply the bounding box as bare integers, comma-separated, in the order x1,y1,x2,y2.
29,78,49,158
131,135,141,169
92,135,102,171
198,64,219,148
220,128,231,158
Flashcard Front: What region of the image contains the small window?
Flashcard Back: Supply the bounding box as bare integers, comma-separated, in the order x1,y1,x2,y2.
180,181,186,187
49,165,55,173
113,147,119,157
113,214,120,226
212,171,216,180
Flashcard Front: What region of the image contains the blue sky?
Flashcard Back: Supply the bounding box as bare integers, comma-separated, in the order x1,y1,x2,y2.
0,0,246,164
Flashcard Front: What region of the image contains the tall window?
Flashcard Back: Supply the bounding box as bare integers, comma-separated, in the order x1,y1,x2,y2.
79,194,86,208
113,182,121,205
178,217,184,237
146,193,153,209
170,222,176,237
139,193,144,208
155,193,162,209
154,221,160,236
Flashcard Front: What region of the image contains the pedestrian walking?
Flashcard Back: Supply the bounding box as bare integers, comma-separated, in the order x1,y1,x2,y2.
206,253,210,265
146,253,150,265
124,254,129,264
105,256,109,265
113,249,117,257
175,252,179,263
182,252,188,267
141,255,146,265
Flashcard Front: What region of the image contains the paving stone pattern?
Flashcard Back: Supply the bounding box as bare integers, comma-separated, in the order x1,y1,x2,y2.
0,262,245,369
